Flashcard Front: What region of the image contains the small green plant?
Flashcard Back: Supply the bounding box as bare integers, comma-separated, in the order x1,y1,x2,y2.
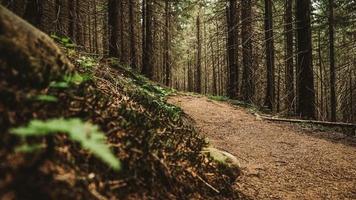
49,72,91,89
77,56,96,68
11,118,121,171
34,95,58,102
51,34,76,49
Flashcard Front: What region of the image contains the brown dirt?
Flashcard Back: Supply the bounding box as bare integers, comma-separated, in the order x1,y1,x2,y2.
169,95,356,200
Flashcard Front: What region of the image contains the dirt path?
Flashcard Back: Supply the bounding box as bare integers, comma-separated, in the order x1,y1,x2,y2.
169,95,356,200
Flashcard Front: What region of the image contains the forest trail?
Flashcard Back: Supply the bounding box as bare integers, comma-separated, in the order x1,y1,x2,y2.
169,95,356,200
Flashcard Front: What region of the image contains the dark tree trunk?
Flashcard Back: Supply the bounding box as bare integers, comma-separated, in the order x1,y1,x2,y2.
328,0,337,121
285,0,295,114
129,0,137,70
75,0,83,46
264,0,275,111
108,0,119,57
296,0,315,119
318,29,324,120
164,0,171,86
241,0,254,103
227,0,239,99
141,0,154,79
67,0,77,41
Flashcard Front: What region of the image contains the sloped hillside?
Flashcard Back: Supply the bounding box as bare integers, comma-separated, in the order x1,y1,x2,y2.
0,6,242,200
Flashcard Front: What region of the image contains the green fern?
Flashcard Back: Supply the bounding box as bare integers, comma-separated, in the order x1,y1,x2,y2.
11,118,121,171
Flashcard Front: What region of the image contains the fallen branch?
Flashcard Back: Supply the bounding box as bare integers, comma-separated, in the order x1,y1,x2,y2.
260,115,356,129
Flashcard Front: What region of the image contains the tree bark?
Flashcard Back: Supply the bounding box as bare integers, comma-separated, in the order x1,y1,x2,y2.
142,0,154,79
108,0,120,57
284,0,295,115
163,0,171,86
328,0,337,122
227,0,239,99
264,0,275,111
196,14,202,93
129,0,137,70
241,0,254,103
296,0,315,119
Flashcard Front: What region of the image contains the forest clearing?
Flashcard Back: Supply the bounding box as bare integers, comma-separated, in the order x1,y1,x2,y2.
1,0,356,199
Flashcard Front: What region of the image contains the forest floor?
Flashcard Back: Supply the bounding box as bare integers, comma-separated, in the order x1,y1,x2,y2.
169,94,356,200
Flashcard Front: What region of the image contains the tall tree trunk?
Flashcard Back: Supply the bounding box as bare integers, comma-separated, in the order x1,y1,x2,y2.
328,0,337,121
211,40,217,95
318,29,324,120
284,0,295,114
129,0,137,70
196,14,202,93
75,0,84,47
67,0,77,41
296,0,315,119
264,0,275,111
204,20,209,94
108,0,119,57
227,0,239,99
142,0,154,79
163,0,171,86
241,0,254,103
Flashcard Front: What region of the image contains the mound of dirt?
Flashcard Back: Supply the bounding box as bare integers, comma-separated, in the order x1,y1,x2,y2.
0,7,242,199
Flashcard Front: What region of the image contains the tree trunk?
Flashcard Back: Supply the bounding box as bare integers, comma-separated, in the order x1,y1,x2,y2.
141,0,154,79
129,0,137,70
318,29,324,120
296,0,315,119
108,0,119,57
284,0,295,114
196,14,202,93
163,0,171,86
241,0,254,103
227,0,239,99
264,0,275,111
328,0,337,122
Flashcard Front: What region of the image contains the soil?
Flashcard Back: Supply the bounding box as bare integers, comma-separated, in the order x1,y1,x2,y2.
169,95,356,200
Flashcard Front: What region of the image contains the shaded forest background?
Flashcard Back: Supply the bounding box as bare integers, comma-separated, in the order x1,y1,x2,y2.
2,0,356,122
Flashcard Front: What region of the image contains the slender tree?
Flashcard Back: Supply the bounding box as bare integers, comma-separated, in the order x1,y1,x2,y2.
264,0,275,111
328,0,337,121
164,0,171,86
285,0,295,114
227,0,239,99
196,13,202,93
129,0,137,69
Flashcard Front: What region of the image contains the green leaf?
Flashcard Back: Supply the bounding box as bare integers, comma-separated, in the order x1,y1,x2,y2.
34,95,58,102
61,37,70,44
11,118,121,171
49,81,70,89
